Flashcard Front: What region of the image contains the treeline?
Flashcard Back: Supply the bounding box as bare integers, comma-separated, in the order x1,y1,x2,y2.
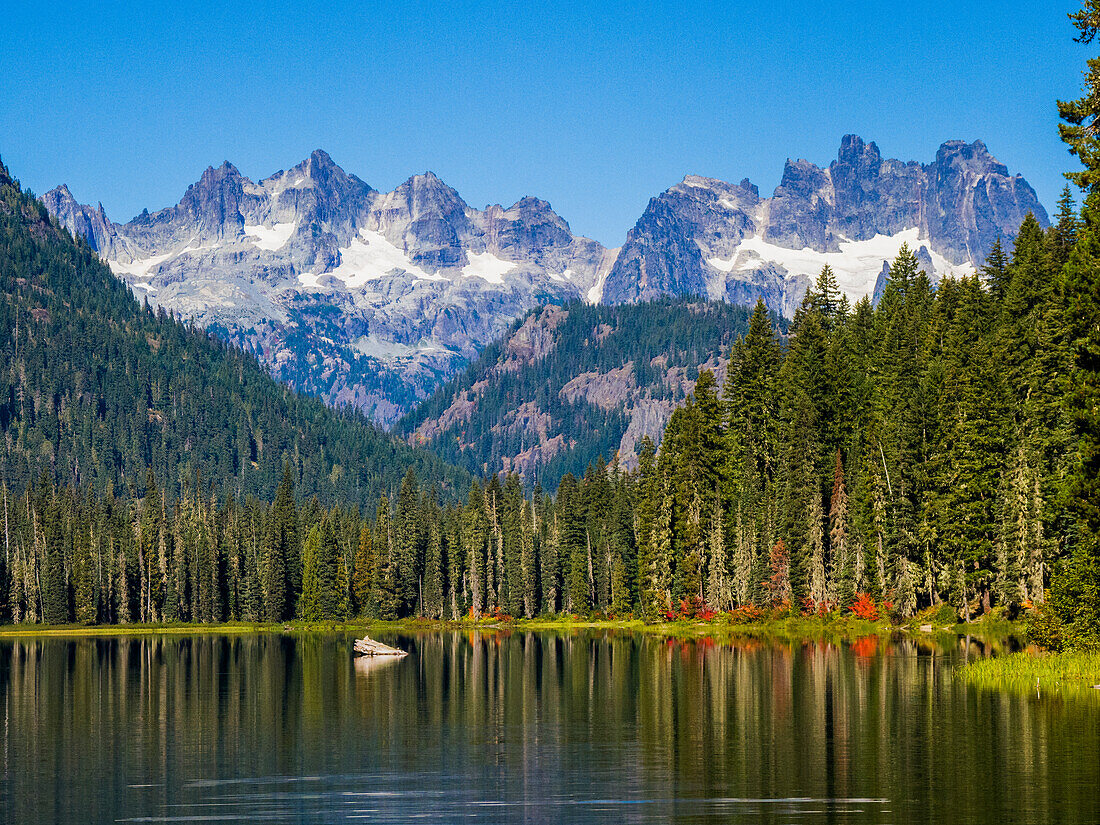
0,161,467,510
0,465,565,624
646,220,1074,623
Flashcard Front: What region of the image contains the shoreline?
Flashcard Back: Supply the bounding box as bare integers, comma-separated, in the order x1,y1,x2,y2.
0,614,1017,641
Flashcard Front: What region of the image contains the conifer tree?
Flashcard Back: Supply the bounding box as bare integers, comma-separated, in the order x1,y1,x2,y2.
263,463,297,621
423,500,446,619
353,524,375,617
42,485,69,625
520,500,539,618
299,524,323,621
829,450,854,608
705,492,733,611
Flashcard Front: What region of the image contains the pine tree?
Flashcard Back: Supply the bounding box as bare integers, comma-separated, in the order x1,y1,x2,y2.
374,496,400,620
263,463,297,621
423,503,446,619
394,468,421,615
982,238,1011,305
1052,185,1080,268
299,524,323,621
704,492,733,611
829,450,854,608
353,524,375,617
42,485,69,625
520,500,539,618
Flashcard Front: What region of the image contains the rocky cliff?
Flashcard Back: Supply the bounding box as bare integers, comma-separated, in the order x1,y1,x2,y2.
45,151,611,425
600,136,1047,314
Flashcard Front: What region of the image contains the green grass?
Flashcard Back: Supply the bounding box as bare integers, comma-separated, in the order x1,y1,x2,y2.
959,650,1100,699
0,614,895,641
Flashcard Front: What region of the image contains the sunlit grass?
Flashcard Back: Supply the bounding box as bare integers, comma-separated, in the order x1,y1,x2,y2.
959,650,1100,698
0,614,895,641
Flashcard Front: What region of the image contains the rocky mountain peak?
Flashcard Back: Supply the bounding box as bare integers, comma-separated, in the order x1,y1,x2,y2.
933,139,1006,175
602,135,1046,319
836,134,882,168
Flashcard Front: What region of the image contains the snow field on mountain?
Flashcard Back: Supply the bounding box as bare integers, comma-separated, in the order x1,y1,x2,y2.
707,227,974,302
462,251,517,284
325,229,444,287
243,222,296,251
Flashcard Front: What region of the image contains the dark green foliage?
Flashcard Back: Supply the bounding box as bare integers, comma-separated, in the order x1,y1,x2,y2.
1052,1,1100,647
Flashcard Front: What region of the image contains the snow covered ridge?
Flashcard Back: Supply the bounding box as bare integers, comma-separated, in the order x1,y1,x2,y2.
709,227,975,304
601,135,1046,313
41,136,1045,426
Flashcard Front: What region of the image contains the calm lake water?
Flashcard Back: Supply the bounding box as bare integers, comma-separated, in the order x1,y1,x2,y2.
0,630,1097,824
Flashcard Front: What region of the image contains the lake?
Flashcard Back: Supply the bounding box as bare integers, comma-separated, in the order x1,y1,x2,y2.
0,630,1097,823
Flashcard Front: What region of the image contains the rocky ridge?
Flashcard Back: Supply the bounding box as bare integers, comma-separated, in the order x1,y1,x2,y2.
45,151,611,426
398,299,755,485
600,136,1047,312
44,136,1046,427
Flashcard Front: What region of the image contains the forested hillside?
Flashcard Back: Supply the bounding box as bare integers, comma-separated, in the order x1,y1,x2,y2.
0,160,467,509
399,299,765,486
9,216,1097,636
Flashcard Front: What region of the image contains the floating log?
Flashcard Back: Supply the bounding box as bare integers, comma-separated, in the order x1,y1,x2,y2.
353,636,407,657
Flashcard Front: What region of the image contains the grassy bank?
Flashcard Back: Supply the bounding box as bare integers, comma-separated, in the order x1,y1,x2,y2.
0,614,895,641
959,650,1100,698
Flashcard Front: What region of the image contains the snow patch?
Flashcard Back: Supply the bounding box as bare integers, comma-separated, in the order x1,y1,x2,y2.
587,267,609,304
353,334,454,361
711,228,973,302
327,229,446,287
109,252,173,279
462,251,516,285
244,222,296,252
547,269,574,283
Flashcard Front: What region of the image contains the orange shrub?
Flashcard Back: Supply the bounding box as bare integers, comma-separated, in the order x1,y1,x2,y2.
850,592,880,621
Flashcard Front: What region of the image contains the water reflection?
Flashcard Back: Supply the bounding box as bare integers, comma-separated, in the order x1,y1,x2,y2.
0,631,1096,823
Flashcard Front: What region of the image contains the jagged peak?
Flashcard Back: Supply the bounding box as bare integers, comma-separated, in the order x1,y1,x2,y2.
679,174,724,189
309,148,335,167
673,175,760,204
504,195,560,217
933,139,1008,177
836,134,882,164
190,161,244,192
49,183,75,200
402,170,448,189
392,171,466,208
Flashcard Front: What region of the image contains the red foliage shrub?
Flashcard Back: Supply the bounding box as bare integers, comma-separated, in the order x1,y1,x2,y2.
728,604,765,623
849,592,880,621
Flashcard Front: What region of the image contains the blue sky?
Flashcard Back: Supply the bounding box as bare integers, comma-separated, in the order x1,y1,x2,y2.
0,0,1085,245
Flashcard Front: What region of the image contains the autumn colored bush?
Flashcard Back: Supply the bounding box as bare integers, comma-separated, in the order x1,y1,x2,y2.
663,597,717,621
849,592,880,621
728,604,765,623
801,597,834,617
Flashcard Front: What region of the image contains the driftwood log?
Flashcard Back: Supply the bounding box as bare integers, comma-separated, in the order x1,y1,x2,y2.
353,636,407,657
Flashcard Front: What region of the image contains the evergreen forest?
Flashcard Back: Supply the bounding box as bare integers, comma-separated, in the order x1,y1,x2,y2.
0,0,1099,647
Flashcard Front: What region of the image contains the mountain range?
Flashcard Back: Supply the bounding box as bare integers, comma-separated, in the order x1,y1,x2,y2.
43,136,1046,426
